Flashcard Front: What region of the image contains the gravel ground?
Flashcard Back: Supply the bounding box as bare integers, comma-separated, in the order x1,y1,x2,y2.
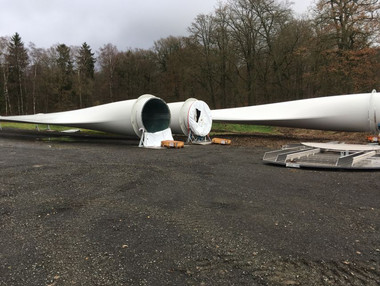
0,128,379,285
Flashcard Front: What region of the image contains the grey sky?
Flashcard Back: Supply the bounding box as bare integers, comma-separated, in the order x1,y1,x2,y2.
0,0,312,51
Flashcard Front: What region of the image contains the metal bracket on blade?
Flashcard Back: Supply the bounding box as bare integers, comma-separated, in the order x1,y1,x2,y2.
186,130,211,144
138,128,146,147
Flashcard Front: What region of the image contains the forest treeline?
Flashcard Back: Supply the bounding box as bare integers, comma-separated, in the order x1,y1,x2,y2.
1,0,380,115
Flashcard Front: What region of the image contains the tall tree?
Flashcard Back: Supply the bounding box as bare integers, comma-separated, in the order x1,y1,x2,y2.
275,19,316,100
98,44,119,102
314,0,380,50
189,14,218,107
7,33,28,114
224,0,295,105
227,0,261,105
39,46,59,112
55,44,74,110
0,36,11,114
311,0,380,95
76,42,96,107
153,36,188,102
252,0,293,102
116,49,158,99
213,5,239,107
28,42,46,114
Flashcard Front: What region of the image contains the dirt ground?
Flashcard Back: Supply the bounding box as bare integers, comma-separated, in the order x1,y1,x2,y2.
0,128,379,286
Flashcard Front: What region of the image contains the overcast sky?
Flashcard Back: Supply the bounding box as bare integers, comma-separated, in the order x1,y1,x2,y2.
0,0,313,51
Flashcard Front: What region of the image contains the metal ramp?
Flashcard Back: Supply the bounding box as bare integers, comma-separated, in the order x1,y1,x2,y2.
263,143,380,170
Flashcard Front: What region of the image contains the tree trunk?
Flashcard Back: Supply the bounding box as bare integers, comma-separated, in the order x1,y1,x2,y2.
18,69,24,114
32,64,37,114
3,65,11,115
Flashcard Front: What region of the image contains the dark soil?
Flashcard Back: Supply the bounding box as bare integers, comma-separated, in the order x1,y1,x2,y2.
0,128,379,285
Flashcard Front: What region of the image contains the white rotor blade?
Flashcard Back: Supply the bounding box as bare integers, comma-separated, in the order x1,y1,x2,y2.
211,91,380,133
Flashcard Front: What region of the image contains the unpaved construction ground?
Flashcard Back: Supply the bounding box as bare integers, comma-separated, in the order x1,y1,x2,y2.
0,128,379,285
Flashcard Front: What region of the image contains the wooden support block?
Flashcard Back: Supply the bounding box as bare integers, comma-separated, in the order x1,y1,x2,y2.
161,140,185,148
212,138,231,145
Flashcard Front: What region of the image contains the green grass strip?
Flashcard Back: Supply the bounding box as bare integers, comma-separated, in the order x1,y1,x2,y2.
211,122,277,134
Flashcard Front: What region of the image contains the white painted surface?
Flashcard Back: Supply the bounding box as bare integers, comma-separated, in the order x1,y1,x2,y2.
141,128,174,148
0,94,171,139
212,92,380,133
168,98,212,136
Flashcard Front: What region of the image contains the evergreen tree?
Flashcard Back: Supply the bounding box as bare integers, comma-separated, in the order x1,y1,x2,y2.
7,32,28,114
55,44,74,109
76,42,95,107
77,42,95,78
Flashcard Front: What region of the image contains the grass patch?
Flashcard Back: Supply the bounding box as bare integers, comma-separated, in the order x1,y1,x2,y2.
1,121,278,136
0,122,106,135
211,122,277,134
1,122,66,131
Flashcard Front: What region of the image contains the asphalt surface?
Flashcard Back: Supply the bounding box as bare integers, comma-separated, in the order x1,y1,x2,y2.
0,129,379,285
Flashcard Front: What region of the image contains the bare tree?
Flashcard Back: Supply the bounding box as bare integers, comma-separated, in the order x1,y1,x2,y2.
313,0,380,50
28,42,46,114
189,13,218,107
98,44,119,102
0,36,11,114
153,36,188,101
227,0,261,105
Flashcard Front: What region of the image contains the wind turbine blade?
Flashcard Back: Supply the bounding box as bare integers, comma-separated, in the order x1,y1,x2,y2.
168,98,212,136
211,91,380,134
0,94,171,137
